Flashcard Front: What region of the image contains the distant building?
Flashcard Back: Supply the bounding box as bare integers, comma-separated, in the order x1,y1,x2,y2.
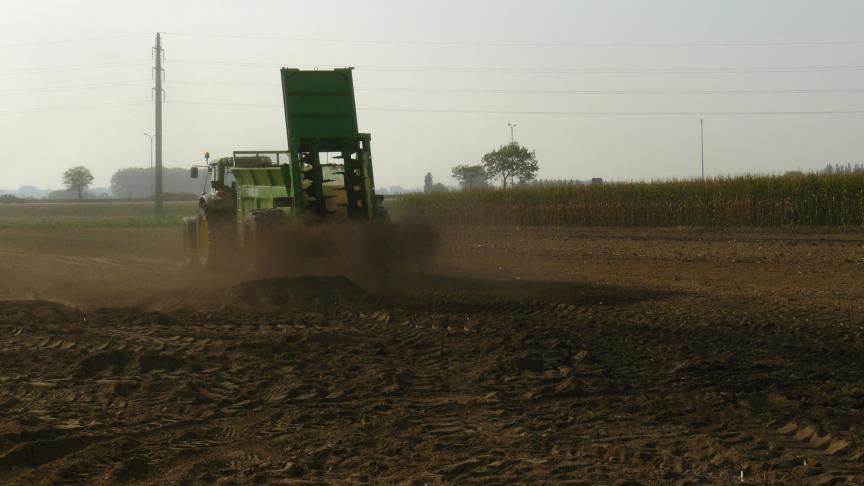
591,178,603,185
528,179,585,187
424,173,434,193
389,186,404,195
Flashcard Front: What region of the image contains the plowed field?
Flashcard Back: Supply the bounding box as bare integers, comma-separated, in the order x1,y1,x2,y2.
0,225,862,484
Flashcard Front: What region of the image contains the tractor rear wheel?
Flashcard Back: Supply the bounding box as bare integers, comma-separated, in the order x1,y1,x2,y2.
194,205,238,270
244,209,286,276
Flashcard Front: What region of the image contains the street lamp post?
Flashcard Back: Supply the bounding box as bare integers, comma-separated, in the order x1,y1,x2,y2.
699,119,704,180
507,123,517,144
144,133,154,198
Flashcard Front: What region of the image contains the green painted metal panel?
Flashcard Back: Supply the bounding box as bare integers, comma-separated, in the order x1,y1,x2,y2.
232,165,295,218
281,68,359,146
232,166,291,191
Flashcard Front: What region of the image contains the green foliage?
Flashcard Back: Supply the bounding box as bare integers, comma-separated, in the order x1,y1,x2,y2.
432,182,449,193
451,164,489,189
481,143,539,188
394,173,864,227
62,166,94,201
820,163,864,175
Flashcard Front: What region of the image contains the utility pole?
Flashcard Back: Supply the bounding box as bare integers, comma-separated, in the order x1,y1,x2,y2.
153,33,164,214
508,122,517,144
144,133,154,197
699,118,705,180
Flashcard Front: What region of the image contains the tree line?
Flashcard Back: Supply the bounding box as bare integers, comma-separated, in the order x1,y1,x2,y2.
110,167,204,198
819,163,864,175
58,166,206,200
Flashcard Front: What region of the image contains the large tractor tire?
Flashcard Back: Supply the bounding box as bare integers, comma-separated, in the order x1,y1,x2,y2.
244,209,287,276
182,217,199,266
192,205,238,271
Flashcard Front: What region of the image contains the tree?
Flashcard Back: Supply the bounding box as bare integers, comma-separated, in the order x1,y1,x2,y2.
481,143,539,188
62,166,94,200
432,182,449,193
451,164,489,190
424,172,434,193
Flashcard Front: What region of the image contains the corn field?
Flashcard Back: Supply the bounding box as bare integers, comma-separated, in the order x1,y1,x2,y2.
393,173,864,227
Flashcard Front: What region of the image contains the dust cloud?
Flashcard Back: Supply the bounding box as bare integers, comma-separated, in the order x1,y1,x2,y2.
241,219,440,288
0,219,440,310
0,226,236,309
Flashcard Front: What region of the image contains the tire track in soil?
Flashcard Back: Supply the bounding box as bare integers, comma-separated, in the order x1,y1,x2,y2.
0,278,862,484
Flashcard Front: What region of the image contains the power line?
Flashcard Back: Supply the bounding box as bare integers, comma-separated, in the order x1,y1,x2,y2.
163,32,864,49
366,108,864,116
167,80,864,96
165,100,864,116
361,65,864,74
0,33,151,49
0,100,149,116
6,31,859,50
362,86,864,95
170,60,332,69
363,87,864,95
7,59,863,78
168,60,864,75
0,80,150,96
167,100,275,108
6,99,859,117
0,60,150,76
169,80,276,88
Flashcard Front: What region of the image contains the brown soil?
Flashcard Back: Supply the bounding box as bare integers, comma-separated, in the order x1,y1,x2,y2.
0,225,863,484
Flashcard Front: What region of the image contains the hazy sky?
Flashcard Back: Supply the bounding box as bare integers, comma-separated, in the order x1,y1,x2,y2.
2,0,863,191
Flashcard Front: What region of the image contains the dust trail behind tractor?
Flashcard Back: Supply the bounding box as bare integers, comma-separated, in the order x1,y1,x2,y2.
244,217,439,283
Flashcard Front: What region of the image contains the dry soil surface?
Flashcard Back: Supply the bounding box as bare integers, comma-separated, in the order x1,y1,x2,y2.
0,226,863,485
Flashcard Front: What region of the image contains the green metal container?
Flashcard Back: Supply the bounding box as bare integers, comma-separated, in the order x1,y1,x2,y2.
281,68,360,149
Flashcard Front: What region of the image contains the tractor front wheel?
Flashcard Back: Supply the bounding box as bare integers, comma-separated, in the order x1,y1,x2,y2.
182,217,199,266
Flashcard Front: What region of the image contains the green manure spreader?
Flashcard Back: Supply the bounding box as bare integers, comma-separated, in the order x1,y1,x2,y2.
182,68,435,275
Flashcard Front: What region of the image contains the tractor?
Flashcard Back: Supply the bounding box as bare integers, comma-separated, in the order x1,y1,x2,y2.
182,68,426,275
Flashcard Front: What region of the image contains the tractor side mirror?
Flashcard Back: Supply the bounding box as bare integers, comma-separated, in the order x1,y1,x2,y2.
190,166,199,179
